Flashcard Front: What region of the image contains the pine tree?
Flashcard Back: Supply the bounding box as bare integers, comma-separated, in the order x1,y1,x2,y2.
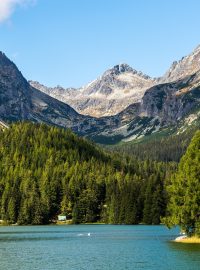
164,131,200,236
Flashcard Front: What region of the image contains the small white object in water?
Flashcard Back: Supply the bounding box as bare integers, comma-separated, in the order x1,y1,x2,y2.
88,233,91,236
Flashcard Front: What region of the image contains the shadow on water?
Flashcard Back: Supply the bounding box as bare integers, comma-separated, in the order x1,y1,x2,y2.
168,240,200,252
0,236,63,242
0,231,69,234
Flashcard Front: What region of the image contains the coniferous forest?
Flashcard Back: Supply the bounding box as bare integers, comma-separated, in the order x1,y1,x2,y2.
163,131,200,236
0,122,178,225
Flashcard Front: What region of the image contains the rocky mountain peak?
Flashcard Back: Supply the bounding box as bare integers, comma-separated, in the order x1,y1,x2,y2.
0,52,32,121
0,51,27,83
29,80,65,91
31,62,155,117
1,48,200,144
160,45,200,83
0,51,13,67
29,44,200,120
193,44,200,53
114,63,134,73
0,51,87,129
102,63,131,77
0,51,5,58
103,63,152,80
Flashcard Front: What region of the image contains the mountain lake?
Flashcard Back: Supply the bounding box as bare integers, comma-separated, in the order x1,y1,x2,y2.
0,225,200,270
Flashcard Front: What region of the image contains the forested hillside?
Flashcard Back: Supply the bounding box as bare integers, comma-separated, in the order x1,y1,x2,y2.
110,125,200,162
164,130,200,236
0,123,176,225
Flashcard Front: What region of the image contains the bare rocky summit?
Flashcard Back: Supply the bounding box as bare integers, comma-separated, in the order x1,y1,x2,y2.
158,45,200,83
30,63,155,117
0,51,87,132
30,45,200,119
1,45,200,144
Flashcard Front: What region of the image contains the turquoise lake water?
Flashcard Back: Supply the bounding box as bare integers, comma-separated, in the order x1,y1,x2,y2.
0,225,200,270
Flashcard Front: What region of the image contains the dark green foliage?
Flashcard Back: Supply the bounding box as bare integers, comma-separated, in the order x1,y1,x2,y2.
0,123,174,225
110,127,199,162
163,130,200,236
143,174,166,224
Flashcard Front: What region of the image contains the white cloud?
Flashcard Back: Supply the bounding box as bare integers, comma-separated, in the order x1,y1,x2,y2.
0,0,35,23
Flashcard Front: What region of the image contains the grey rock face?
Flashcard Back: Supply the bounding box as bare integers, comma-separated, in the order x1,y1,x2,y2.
141,72,200,125
30,63,155,117
159,45,200,83
30,45,200,119
0,52,136,139
1,45,200,144
0,52,32,121
0,52,88,131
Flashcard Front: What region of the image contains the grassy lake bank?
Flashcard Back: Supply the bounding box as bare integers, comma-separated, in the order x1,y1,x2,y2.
175,236,200,244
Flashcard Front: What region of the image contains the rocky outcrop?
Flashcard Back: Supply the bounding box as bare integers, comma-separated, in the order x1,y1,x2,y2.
0,52,32,121
159,45,200,83
141,72,200,125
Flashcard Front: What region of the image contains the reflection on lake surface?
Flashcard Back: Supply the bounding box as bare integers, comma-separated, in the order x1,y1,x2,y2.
0,225,200,270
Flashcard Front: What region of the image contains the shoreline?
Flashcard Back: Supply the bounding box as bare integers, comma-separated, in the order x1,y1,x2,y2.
174,236,200,244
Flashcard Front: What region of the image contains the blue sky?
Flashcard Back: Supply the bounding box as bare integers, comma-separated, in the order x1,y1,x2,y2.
0,0,200,87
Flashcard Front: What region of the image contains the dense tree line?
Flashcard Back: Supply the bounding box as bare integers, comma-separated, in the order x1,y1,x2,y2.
163,130,200,236
110,126,199,162
0,123,175,225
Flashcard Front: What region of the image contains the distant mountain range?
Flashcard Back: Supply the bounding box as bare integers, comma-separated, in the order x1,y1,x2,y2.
30,64,155,118
30,45,200,118
0,45,200,144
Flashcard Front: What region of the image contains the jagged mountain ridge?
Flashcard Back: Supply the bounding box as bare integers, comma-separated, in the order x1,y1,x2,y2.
30,63,156,117
141,72,200,124
1,46,200,144
0,51,89,133
159,45,200,83
84,46,200,143
30,45,200,118
0,51,141,138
